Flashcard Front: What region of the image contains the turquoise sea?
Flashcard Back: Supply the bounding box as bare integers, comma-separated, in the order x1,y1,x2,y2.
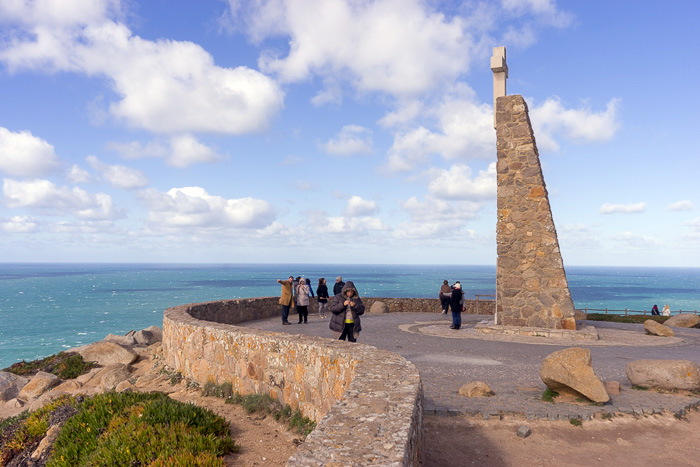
1,263,699,368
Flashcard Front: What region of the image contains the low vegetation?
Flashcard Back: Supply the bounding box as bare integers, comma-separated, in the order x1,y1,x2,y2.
202,381,317,437
585,313,668,324
0,392,237,466
541,388,558,403
3,352,94,380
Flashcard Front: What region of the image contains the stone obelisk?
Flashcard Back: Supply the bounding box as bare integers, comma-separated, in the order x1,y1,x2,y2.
491,47,577,330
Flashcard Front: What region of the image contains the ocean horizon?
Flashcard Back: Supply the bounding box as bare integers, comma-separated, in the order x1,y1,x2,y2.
1,263,699,368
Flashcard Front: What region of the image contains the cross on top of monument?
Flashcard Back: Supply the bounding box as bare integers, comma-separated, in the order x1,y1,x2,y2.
490,46,508,128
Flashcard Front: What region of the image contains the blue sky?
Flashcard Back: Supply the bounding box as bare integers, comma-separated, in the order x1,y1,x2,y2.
0,0,698,267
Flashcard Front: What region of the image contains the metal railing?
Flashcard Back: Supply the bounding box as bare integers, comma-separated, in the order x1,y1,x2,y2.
579,307,699,316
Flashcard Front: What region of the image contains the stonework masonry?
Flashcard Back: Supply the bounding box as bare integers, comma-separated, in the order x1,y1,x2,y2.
163,297,427,466
495,94,576,330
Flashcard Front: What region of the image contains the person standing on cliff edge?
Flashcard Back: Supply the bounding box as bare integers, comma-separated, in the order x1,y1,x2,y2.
277,276,295,325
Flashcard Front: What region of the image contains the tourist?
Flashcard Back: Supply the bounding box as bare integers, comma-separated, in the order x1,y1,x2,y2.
296,278,310,324
317,277,329,318
333,276,345,295
651,304,660,316
662,304,671,317
276,276,295,325
306,278,315,297
330,281,365,342
449,283,463,329
439,280,452,314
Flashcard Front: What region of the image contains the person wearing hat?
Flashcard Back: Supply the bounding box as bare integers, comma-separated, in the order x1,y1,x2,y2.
449,282,464,329
330,281,365,342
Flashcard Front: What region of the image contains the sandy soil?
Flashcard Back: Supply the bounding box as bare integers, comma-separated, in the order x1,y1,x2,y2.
423,410,700,467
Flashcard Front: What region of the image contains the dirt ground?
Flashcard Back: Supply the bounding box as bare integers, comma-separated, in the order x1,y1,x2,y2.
423,410,700,467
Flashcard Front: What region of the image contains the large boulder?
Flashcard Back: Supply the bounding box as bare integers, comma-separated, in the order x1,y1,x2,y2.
97,363,132,390
142,325,163,342
79,341,139,366
133,329,159,346
540,347,609,403
0,371,30,402
103,333,138,347
644,320,675,337
664,314,700,328
370,301,389,314
17,371,60,400
626,360,700,391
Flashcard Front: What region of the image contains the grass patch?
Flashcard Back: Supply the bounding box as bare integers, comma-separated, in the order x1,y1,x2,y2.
46,391,237,467
569,418,583,427
632,385,649,391
586,314,667,324
159,367,183,385
2,352,94,380
202,383,316,437
541,388,558,403
601,412,613,420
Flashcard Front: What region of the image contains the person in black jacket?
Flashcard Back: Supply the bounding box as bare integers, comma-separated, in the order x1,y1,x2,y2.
329,281,364,342
449,283,463,329
333,276,345,295
317,277,329,318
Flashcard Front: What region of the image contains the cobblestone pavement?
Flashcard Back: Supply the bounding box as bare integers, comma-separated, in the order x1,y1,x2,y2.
238,312,700,420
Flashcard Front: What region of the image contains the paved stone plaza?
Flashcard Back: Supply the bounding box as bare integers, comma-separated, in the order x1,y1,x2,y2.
239,312,700,420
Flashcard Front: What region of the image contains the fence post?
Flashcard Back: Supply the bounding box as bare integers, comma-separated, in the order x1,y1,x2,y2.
605,308,608,315
625,308,628,316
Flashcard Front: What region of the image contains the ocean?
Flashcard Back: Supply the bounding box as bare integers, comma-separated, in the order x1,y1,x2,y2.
1,263,699,368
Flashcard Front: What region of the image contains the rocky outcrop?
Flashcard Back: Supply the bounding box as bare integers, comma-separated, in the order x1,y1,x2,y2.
96,363,132,390
626,360,700,391
17,371,60,401
0,371,29,402
79,341,139,366
664,314,700,328
369,301,389,314
644,320,675,337
459,381,493,397
540,347,609,403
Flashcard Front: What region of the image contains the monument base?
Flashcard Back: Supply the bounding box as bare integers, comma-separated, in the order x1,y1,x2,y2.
475,321,598,341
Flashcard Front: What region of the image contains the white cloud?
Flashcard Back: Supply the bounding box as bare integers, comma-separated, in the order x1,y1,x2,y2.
501,0,573,27
666,200,694,212
321,125,373,156
3,178,120,220
232,0,472,96
599,202,646,214
87,155,148,189
0,127,61,177
0,215,38,233
321,216,389,234
106,136,222,168
559,223,600,249
343,196,377,217
530,97,621,152
428,162,497,201
611,232,663,249
384,85,494,172
168,135,223,168
140,186,275,231
395,195,483,239
66,164,92,183
0,3,284,134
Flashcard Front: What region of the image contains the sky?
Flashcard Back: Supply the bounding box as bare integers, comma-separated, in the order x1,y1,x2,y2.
0,0,699,267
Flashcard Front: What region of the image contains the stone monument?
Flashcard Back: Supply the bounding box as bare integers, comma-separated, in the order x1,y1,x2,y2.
491,47,577,330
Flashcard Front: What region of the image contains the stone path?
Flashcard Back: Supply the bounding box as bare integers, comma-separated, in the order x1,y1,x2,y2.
238,312,700,420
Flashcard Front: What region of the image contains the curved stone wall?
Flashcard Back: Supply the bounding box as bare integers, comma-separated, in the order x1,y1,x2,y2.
163,297,423,466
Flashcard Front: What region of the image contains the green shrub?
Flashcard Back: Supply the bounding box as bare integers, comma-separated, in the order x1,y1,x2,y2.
541,388,558,403
46,392,237,467
2,352,94,380
569,418,583,427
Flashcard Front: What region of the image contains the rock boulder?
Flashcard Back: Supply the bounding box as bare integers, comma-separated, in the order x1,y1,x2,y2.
626,359,700,391
79,341,139,366
459,381,493,397
664,314,700,328
0,371,30,402
540,347,609,403
370,301,389,314
644,320,675,337
17,371,60,400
